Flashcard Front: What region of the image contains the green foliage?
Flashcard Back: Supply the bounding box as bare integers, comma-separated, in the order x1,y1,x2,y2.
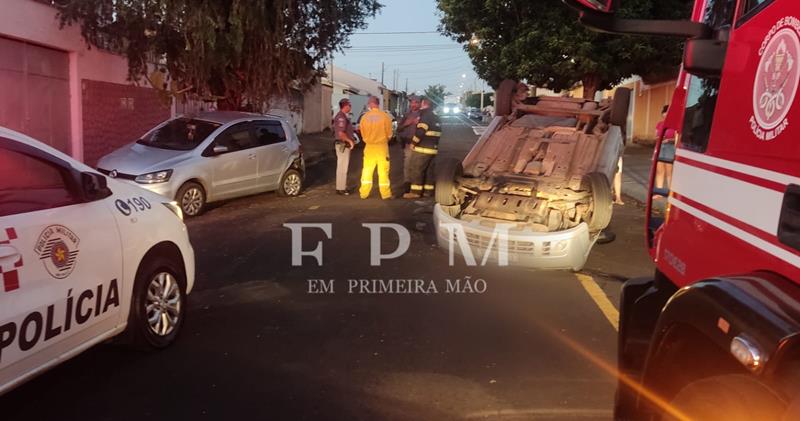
437,0,691,98
423,84,450,107
464,91,493,108
56,0,382,109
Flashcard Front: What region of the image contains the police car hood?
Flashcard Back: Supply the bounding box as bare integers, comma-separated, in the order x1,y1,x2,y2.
98,142,193,175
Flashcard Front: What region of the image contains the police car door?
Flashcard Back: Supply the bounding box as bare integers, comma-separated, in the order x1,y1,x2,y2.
0,138,123,389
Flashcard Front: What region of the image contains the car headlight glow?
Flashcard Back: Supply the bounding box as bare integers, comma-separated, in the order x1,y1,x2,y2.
135,169,173,184
162,201,184,221
443,107,451,114
453,107,461,114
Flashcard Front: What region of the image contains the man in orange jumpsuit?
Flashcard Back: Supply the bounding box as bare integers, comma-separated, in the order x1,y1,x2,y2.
358,96,394,199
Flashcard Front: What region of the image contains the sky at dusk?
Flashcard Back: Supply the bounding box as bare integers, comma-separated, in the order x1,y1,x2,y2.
332,0,486,99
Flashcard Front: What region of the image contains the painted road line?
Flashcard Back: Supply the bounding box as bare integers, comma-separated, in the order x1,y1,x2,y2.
575,273,619,331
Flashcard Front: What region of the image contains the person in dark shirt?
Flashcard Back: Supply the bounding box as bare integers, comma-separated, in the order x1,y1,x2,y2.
333,98,356,195
397,96,421,193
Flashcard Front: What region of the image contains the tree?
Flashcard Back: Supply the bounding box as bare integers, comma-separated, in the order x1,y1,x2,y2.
423,84,450,107
56,0,382,110
437,0,691,99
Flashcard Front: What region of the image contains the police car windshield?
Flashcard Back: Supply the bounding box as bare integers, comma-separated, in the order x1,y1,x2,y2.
137,118,221,151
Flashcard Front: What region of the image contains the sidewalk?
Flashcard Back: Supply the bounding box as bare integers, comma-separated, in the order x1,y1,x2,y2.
621,143,655,204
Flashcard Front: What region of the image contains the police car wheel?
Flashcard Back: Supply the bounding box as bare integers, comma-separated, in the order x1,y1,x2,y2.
129,256,186,349
278,169,303,197
177,182,206,217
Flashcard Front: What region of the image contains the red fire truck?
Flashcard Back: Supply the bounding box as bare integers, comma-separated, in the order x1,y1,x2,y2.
563,0,800,419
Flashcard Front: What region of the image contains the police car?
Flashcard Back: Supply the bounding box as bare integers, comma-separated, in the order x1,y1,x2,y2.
0,126,195,395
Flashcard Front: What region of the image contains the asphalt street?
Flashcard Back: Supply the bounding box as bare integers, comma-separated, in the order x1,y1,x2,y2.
1,114,654,421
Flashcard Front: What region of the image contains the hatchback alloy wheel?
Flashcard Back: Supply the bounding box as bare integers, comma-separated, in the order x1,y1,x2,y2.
181,186,204,216
283,173,302,196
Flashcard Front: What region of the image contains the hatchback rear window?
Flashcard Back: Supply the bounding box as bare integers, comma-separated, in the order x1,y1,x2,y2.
137,118,221,150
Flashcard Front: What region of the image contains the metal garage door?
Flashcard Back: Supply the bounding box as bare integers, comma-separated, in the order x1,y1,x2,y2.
0,36,70,153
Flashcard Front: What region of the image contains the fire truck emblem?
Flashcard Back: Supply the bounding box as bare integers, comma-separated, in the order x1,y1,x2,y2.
0,228,23,292
34,225,80,279
751,18,800,141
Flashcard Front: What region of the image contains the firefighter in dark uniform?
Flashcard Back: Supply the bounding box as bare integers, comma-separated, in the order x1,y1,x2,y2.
403,97,442,199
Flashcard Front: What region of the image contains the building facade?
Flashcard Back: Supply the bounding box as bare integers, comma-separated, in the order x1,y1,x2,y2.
0,0,170,165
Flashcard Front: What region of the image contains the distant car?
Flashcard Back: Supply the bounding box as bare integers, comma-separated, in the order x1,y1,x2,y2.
0,126,195,395
97,111,305,217
441,103,462,115
466,107,483,120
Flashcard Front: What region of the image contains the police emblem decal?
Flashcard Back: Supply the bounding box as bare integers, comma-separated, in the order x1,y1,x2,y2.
751,17,800,141
34,225,80,279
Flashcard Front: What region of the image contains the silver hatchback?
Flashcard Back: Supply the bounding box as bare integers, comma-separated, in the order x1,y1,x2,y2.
97,111,305,217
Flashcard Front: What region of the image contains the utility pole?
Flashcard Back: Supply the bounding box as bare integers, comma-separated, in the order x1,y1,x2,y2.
381,62,385,85
480,80,485,110
405,78,408,93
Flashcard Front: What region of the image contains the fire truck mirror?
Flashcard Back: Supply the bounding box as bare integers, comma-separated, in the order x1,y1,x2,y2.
684,38,728,77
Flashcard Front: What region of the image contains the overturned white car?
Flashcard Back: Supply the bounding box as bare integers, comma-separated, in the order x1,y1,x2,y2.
434,80,631,271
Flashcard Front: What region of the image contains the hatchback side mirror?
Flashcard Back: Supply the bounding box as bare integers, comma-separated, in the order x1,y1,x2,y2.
81,172,112,201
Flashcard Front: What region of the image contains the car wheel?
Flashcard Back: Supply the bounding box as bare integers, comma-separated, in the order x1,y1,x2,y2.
582,172,613,232
664,374,784,421
176,182,206,217
435,158,463,206
495,79,518,117
609,87,632,128
278,169,303,197
127,256,186,349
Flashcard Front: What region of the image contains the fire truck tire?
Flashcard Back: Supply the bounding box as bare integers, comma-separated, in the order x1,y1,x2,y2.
609,87,632,128
435,158,463,206
583,172,613,231
495,79,518,117
664,374,784,421
127,255,187,350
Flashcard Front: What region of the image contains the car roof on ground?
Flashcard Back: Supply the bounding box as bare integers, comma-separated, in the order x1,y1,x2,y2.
186,111,281,124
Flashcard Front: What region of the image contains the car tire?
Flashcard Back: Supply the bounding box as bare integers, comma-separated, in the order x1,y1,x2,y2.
278,168,303,197
127,256,187,349
582,172,613,232
435,158,463,206
495,79,518,117
176,181,206,217
609,87,632,128
664,374,784,421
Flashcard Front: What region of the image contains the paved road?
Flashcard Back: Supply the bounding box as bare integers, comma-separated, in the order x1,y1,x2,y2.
1,113,654,420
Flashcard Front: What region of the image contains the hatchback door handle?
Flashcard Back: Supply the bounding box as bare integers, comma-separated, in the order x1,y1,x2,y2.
248,153,256,160
778,184,800,251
